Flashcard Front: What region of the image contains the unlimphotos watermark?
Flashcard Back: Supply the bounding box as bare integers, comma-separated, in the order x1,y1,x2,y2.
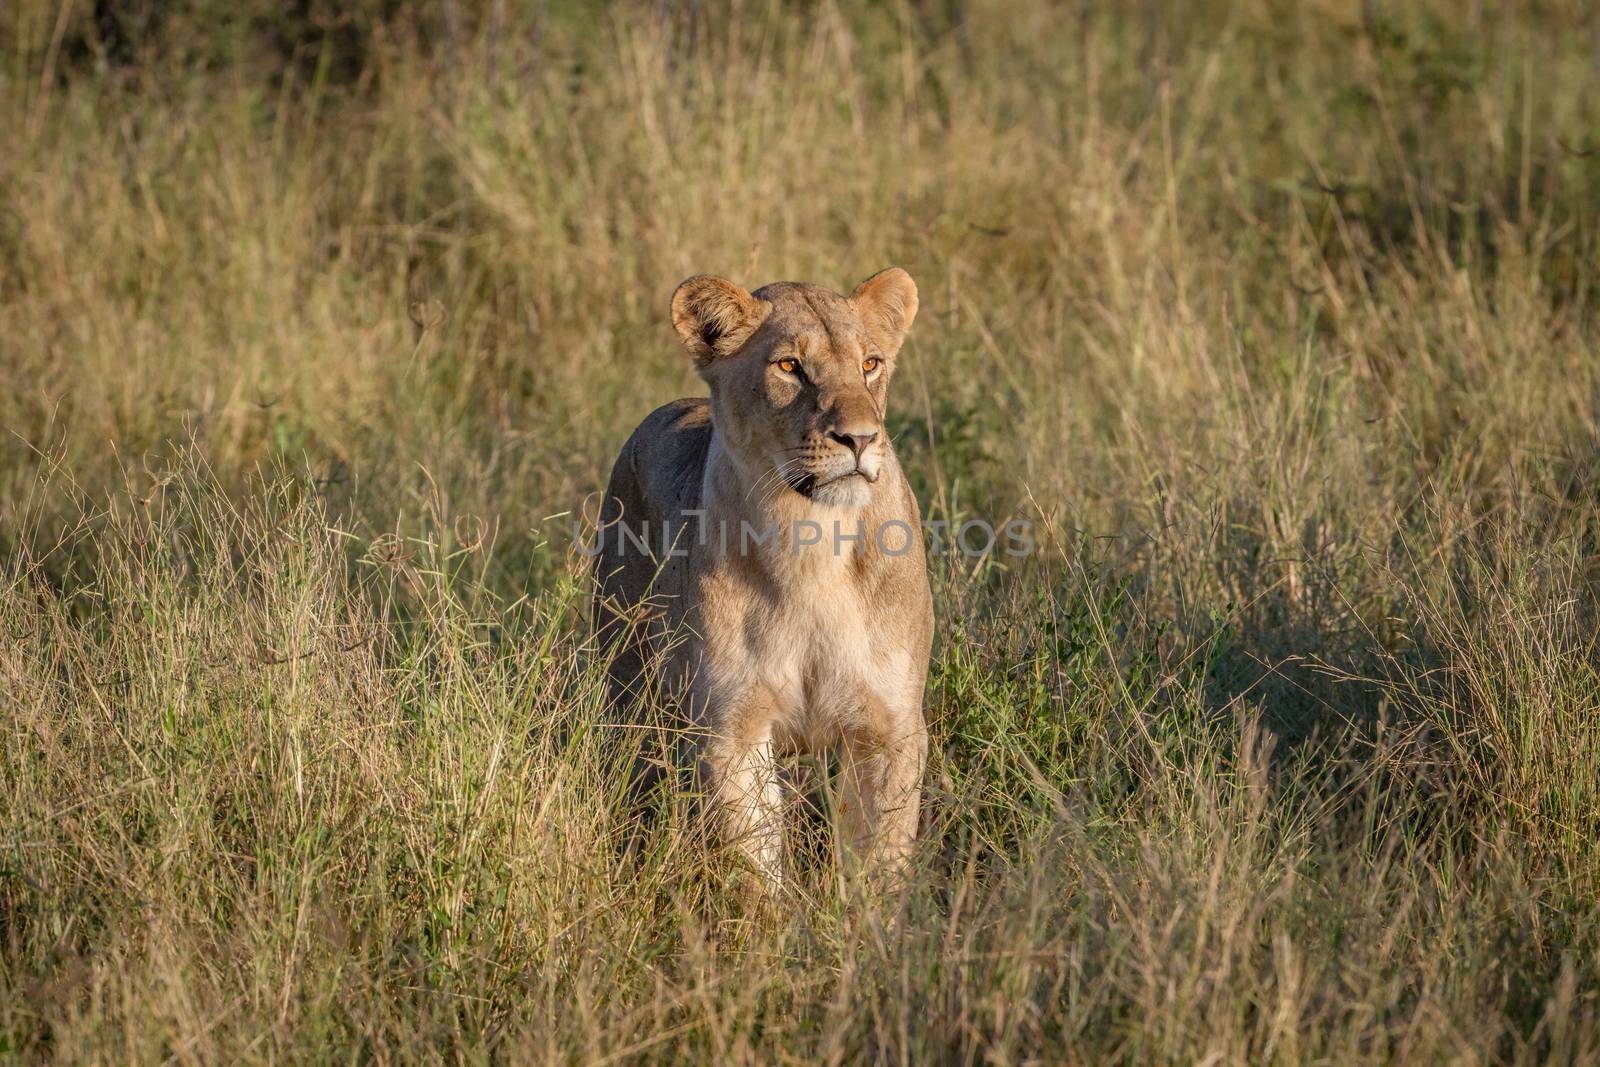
568,512,1035,560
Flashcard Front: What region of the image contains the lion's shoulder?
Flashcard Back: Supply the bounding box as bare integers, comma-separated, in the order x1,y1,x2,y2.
616,397,713,519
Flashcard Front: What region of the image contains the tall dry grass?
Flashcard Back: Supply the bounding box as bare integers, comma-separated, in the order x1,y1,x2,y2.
3,0,1600,1061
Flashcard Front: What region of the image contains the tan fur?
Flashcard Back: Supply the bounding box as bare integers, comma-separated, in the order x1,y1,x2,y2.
593,268,932,889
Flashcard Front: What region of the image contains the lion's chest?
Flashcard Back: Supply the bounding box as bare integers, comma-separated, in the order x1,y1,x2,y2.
698,555,914,749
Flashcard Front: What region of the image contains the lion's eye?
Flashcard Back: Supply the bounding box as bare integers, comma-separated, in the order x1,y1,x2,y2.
776,359,799,375
862,357,881,374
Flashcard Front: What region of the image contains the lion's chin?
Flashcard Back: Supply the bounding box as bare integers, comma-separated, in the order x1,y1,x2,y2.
807,472,874,510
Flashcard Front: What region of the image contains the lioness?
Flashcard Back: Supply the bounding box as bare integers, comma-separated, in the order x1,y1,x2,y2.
593,268,932,889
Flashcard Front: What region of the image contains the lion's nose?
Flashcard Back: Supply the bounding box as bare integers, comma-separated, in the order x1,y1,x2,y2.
828,430,878,460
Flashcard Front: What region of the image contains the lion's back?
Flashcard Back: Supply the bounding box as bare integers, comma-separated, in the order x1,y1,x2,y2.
591,398,713,711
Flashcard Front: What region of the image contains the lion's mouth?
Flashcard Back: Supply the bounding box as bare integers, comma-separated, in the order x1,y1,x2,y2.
786,469,875,498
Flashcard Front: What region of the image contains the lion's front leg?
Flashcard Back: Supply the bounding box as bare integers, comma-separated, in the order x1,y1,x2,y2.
836,699,928,882
698,688,785,891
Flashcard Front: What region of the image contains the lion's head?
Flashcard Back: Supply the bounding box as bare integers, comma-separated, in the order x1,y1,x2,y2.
669,268,919,511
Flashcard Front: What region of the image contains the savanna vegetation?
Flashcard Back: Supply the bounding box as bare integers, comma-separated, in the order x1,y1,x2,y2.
4,0,1600,1061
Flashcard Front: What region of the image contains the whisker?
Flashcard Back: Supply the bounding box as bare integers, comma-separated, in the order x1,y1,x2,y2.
743,463,789,504
751,457,808,509
771,462,812,507
743,460,797,505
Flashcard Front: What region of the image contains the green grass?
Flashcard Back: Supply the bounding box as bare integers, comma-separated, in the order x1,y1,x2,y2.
3,0,1600,1061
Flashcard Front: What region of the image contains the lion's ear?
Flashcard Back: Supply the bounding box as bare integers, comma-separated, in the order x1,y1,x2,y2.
670,275,769,368
849,267,919,359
